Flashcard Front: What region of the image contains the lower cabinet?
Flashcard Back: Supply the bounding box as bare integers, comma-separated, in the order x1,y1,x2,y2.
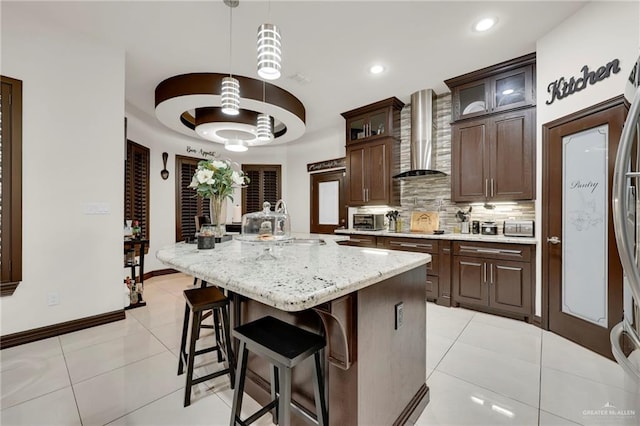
452,241,534,321
379,237,451,306
337,234,378,248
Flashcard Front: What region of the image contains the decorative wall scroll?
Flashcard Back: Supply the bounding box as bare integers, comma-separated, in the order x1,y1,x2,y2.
307,157,346,173
186,146,217,158
546,59,621,105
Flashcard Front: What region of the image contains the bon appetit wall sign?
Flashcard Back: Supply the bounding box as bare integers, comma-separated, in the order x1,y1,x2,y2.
546,58,621,105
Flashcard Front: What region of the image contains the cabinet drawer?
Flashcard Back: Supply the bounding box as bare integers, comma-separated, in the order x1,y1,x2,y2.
382,237,439,253
453,241,531,262
341,235,377,247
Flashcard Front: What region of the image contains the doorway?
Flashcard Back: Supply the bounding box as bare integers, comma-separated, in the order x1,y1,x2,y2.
310,170,346,234
542,96,627,359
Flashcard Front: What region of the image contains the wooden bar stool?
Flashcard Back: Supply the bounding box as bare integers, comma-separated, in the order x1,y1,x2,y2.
229,316,327,426
178,286,235,407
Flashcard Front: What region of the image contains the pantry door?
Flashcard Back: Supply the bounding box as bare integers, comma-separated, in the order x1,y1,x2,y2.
542,97,626,359
310,170,346,234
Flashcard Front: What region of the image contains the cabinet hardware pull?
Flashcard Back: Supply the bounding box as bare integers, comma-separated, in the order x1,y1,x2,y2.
547,236,561,245
390,242,432,249
490,264,494,284
491,179,495,197
461,246,523,255
483,263,487,283
485,179,489,198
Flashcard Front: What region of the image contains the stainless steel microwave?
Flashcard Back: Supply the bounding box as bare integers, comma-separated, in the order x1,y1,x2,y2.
353,214,385,231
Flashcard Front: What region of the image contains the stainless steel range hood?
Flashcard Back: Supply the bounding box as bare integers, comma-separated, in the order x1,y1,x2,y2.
393,89,447,178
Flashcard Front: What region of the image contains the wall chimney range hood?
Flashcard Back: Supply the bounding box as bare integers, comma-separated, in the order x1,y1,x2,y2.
393,89,446,178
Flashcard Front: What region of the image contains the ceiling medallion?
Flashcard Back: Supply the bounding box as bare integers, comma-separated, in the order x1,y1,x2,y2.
155,73,305,146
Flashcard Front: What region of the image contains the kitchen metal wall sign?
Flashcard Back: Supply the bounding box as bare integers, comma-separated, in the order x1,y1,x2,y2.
546,58,621,105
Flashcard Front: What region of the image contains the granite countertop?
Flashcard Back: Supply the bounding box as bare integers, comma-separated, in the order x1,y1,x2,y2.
156,233,430,312
334,229,537,245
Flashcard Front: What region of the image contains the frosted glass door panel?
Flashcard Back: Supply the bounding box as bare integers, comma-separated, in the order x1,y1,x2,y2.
562,125,609,327
319,181,339,225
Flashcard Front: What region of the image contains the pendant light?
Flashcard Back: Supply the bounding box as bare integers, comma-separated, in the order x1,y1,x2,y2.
257,1,281,80
225,139,248,152
221,0,240,115
256,81,274,142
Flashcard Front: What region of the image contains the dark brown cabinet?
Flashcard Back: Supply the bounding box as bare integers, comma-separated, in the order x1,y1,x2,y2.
446,53,535,122
343,98,403,207
452,241,534,321
447,53,536,203
342,97,404,145
346,139,399,206
451,108,535,202
337,234,378,248
379,237,451,306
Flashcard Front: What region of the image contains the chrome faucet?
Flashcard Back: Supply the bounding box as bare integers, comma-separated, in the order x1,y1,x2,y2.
275,199,288,214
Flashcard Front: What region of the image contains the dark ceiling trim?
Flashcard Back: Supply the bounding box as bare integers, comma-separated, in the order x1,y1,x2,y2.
155,72,306,123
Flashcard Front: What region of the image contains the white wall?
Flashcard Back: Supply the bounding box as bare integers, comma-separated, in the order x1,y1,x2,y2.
1,7,126,335
535,1,640,316
284,126,346,233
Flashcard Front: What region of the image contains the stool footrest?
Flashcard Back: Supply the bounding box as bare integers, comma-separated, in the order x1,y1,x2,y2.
240,399,278,426
194,346,220,357
191,368,230,385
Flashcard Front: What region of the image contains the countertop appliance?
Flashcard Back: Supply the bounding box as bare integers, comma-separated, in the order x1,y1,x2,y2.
353,213,385,231
480,221,498,235
503,220,535,237
611,54,640,383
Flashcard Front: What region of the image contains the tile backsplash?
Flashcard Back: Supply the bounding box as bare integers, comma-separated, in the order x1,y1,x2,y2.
353,92,535,234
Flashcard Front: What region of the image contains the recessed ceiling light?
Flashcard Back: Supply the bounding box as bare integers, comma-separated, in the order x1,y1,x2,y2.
369,64,385,74
474,17,497,32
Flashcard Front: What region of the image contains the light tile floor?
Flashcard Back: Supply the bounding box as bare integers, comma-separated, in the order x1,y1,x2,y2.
2,273,639,425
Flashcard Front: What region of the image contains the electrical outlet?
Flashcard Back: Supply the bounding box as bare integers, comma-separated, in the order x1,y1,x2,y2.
395,302,404,330
47,292,60,306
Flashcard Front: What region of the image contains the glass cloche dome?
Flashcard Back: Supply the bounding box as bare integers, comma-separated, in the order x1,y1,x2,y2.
238,201,291,242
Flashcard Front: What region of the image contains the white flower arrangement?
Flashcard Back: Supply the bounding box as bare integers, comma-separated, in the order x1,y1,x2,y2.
188,158,249,201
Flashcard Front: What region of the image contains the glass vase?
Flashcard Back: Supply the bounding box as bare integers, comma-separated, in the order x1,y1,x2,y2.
209,197,226,237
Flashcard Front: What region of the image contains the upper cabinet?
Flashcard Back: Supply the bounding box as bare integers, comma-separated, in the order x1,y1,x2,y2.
341,97,404,145
342,97,404,206
451,108,535,202
446,53,536,202
445,53,536,122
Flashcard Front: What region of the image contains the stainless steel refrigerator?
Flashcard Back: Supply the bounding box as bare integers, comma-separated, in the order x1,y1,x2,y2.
611,54,640,386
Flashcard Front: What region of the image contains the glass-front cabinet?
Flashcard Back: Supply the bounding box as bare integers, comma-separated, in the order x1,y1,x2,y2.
342,97,404,145
347,110,388,141
447,53,535,122
493,68,532,113
456,81,490,120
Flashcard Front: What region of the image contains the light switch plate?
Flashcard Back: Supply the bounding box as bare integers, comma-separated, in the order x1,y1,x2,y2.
395,302,403,330
84,202,110,215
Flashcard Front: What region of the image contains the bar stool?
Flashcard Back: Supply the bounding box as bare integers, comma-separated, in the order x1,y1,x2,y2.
178,286,235,407
230,316,327,426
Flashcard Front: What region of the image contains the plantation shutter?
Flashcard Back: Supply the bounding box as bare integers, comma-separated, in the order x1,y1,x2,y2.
124,140,150,242
241,164,282,214
1,75,23,295
176,156,208,242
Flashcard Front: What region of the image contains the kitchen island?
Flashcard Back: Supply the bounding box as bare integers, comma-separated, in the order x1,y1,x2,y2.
157,235,431,425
